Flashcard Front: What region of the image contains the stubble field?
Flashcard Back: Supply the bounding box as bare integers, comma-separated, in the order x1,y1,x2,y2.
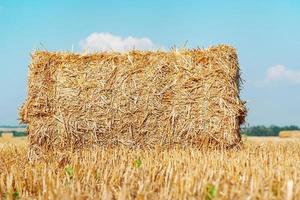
0,137,300,199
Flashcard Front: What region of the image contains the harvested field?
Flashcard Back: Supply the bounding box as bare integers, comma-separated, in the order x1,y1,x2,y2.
1,141,300,199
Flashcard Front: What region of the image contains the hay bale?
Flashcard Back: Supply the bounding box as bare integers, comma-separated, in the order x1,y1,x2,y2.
279,131,300,138
20,45,247,152
1,132,13,139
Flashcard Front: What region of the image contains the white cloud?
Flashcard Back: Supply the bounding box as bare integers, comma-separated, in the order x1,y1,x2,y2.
266,65,300,84
80,32,158,52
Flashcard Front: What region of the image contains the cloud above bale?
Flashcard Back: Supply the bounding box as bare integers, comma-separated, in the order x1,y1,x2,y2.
266,65,300,84
80,32,158,52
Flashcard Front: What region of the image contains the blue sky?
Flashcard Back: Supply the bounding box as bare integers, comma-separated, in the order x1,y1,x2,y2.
0,0,300,126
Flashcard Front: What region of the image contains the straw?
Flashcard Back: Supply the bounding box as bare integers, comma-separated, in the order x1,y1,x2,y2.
20,44,247,153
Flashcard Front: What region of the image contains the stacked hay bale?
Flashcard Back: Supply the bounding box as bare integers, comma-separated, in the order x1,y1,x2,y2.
1,132,13,140
20,45,247,153
279,131,300,138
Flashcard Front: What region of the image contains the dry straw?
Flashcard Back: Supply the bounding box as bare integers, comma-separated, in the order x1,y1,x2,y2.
20,45,246,153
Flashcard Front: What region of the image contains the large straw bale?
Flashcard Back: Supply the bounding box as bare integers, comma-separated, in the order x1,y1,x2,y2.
20,45,247,152
279,131,300,138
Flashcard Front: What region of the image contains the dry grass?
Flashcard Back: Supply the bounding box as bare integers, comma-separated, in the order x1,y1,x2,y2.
1,140,300,199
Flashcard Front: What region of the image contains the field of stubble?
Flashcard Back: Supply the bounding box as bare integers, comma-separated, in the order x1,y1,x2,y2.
0,137,300,200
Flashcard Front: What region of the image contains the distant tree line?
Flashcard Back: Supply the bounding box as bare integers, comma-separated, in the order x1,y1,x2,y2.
0,125,27,137
0,125,27,128
12,131,27,137
241,125,300,136
0,131,27,137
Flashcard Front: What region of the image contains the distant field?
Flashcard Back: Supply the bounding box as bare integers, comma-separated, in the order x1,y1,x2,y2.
246,136,299,143
0,136,27,146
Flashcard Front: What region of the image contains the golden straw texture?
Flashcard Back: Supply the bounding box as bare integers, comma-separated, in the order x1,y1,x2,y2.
20,45,246,152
